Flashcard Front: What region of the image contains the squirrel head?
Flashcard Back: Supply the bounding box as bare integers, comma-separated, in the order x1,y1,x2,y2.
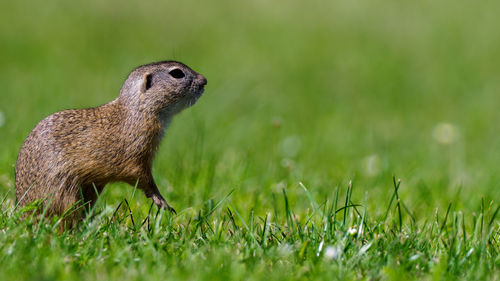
119,61,207,116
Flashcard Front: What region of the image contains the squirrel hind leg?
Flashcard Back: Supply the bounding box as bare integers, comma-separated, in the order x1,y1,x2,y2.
80,183,105,212
56,184,100,230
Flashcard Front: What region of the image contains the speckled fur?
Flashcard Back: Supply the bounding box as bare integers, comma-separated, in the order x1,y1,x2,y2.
15,61,207,226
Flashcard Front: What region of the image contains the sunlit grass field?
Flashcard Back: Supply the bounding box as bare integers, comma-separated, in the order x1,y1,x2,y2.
1,0,500,279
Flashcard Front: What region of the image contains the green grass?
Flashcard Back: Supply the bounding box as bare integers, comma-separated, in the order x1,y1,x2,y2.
0,178,498,280
1,0,500,280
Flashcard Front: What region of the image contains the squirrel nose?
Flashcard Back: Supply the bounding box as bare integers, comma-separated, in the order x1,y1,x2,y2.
198,75,207,86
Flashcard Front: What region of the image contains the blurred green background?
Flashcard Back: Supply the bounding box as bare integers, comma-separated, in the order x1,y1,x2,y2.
1,0,499,217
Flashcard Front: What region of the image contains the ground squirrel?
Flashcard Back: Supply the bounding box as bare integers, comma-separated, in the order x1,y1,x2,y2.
15,61,207,226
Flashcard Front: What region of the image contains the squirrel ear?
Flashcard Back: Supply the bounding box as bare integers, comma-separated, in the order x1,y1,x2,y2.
142,73,153,92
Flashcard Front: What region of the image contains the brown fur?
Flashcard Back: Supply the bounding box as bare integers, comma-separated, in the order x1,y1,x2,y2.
15,61,207,226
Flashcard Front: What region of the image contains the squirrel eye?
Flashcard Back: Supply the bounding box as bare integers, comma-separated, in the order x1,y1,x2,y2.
169,69,185,79
145,74,153,90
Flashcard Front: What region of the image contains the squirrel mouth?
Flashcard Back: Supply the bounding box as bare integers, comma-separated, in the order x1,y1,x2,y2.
197,86,205,95
183,85,204,107
192,82,205,97
192,88,204,102
187,75,206,103
195,75,207,95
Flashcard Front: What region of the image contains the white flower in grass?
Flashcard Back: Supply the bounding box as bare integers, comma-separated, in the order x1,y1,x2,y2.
279,136,301,157
324,246,342,260
432,122,458,144
361,154,381,177
347,227,357,236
